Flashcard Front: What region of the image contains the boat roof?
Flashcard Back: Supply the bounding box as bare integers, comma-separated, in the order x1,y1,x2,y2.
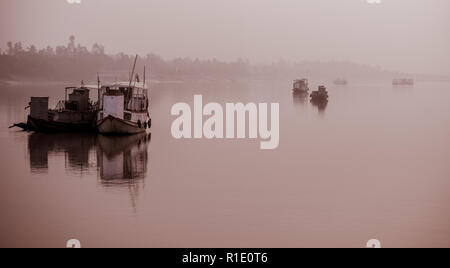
101,82,148,90
65,85,99,90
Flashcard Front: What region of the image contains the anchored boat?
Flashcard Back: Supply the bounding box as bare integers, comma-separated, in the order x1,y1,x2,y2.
310,85,329,101
393,79,414,86
333,78,348,86
293,79,309,93
11,84,98,132
96,81,151,135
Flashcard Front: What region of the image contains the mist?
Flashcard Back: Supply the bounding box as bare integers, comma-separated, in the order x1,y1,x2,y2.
1,0,449,75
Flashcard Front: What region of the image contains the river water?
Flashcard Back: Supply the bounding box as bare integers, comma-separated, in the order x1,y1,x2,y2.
0,79,449,247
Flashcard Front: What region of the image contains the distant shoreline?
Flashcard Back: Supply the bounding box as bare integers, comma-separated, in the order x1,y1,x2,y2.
0,77,251,87
2,36,449,88
0,79,70,87
2,76,449,88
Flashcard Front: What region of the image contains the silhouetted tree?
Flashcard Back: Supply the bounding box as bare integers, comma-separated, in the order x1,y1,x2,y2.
92,43,105,55
0,35,407,82
68,35,76,56
6,42,13,55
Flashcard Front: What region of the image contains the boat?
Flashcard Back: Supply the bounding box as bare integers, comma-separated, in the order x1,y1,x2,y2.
97,56,151,135
333,78,348,86
292,79,309,93
393,78,414,86
310,85,329,101
11,84,98,132
96,81,151,135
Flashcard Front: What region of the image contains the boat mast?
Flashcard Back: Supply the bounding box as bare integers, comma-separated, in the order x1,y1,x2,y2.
129,55,138,88
97,72,101,105
127,55,139,108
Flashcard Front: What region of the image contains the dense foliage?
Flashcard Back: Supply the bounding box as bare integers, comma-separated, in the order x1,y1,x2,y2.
0,36,406,83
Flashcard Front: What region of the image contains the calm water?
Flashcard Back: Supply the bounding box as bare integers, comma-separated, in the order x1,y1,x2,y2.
0,80,449,248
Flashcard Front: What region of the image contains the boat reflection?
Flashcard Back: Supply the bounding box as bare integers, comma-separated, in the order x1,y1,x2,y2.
97,133,151,185
28,133,97,173
292,91,308,105
27,132,151,183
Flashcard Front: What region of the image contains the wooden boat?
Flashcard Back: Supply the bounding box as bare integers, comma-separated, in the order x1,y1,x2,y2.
333,78,348,86
293,79,309,93
96,82,151,135
96,56,151,135
11,85,98,132
393,79,414,86
310,85,329,101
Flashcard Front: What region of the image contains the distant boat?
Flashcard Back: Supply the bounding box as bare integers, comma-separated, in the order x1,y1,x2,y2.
96,82,151,135
11,84,98,132
333,78,348,86
293,79,309,93
310,85,329,101
393,78,414,86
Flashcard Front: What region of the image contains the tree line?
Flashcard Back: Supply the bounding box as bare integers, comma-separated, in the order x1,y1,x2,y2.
0,36,403,83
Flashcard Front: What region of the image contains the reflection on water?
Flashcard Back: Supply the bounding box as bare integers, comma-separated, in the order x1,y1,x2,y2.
97,134,151,185
2,81,450,247
97,133,151,211
293,91,328,113
292,91,308,105
310,99,328,113
28,133,97,174
28,132,151,183
27,132,151,211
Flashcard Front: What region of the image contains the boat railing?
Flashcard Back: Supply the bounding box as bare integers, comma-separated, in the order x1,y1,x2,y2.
132,94,147,99
54,100,98,112
55,100,66,112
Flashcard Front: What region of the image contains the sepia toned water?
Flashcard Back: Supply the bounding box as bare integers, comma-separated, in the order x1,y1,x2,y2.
0,80,449,248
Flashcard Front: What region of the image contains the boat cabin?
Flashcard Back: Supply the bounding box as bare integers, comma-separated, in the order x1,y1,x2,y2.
293,79,309,92
97,82,149,122
26,85,99,132
64,87,91,112
294,79,308,88
318,85,327,92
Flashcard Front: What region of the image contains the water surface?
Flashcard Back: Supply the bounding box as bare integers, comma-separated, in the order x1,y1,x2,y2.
0,80,449,247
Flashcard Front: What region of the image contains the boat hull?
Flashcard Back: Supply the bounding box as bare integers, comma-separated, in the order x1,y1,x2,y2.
97,116,147,135
310,93,328,100
27,116,96,133
292,88,309,93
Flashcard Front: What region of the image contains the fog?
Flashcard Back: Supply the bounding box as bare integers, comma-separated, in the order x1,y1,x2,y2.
0,0,449,75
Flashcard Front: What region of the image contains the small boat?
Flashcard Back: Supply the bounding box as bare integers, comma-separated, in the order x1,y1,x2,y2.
11,84,98,132
393,79,414,86
293,79,309,93
333,78,348,86
96,82,151,135
310,85,329,101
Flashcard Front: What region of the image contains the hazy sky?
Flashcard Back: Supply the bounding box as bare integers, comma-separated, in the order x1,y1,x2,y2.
0,0,449,74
